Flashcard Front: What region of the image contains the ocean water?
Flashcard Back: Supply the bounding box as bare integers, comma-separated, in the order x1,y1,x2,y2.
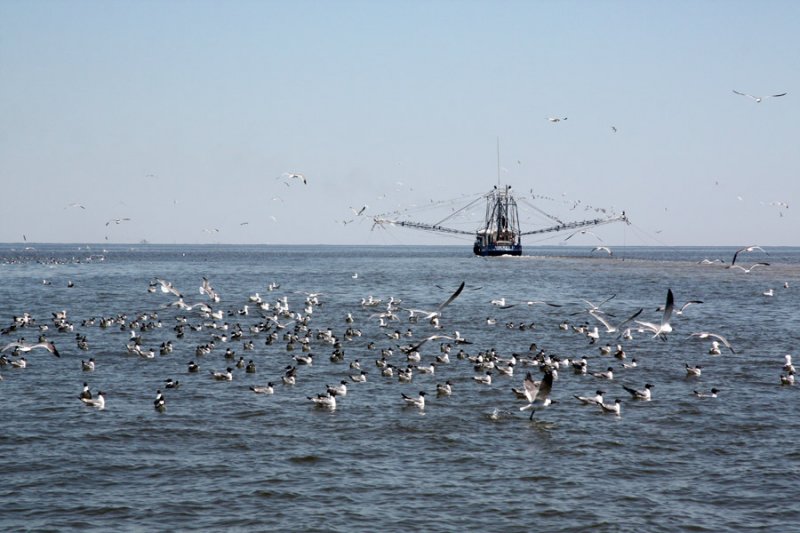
1,244,798,532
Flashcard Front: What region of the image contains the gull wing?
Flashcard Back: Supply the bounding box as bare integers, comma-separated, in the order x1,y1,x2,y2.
661,289,674,328
589,310,615,332
679,300,703,313
521,372,541,404
732,89,757,100
437,281,465,313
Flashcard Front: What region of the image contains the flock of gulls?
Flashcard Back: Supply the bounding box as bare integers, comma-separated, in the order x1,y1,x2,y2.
0,245,792,422
546,89,787,132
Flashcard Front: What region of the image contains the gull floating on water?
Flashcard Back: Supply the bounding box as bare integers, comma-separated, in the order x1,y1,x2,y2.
154,390,165,411
401,391,426,409
210,368,233,381
436,381,453,396
80,391,105,410
591,367,614,380
308,391,336,409
599,398,621,416
79,382,92,400
327,381,348,397
693,388,719,398
574,390,604,405
250,382,274,394
685,363,702,377
622,383,652,401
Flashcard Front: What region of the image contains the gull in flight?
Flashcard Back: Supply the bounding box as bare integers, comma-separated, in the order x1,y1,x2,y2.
199,277,220,303
153,278,182,298
547,117,567,122
688,331,735,354
564,229,602,242
518,370,555,420
589,307,643,334
731,245,767,266
1,340,60,357
403,281,465,322
106,217,131,226
591,246,612,255
279,172,307,185
732,90,787,103
635,288,674,340
579,294,616,314
656,299,703,316
728,262,770,273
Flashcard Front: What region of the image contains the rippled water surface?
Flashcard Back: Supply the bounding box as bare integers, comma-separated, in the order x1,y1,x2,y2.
1,244,799,532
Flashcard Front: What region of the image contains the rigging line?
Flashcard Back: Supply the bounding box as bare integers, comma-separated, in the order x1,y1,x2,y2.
628,222,668,246
378,190,485,217
622,223,626,262
517,197,565,225
433,195,485,227
519,214,625,237
525,232,571,244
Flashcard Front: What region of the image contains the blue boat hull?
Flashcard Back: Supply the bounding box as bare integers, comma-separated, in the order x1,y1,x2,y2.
473,242,522,256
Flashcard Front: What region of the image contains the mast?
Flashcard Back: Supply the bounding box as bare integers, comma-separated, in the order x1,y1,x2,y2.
496,137,501,187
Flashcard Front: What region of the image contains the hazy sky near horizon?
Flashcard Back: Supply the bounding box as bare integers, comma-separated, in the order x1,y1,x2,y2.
2,1,798,247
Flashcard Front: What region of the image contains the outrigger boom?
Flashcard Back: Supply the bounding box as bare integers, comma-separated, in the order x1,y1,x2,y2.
373,185,629,257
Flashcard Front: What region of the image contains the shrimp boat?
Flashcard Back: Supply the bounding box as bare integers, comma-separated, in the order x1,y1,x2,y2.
373,185,629,257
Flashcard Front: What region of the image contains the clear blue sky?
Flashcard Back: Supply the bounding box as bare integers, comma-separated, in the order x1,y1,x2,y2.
2,0,797,246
